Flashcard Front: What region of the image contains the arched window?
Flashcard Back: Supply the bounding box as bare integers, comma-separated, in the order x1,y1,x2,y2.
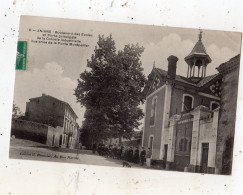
182,94,194,112
179,139,184,151
179,138,190,152
196,59,202,66
150,96,157,126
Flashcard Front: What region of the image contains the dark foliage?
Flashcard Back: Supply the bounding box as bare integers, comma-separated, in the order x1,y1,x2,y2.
75,35,146,144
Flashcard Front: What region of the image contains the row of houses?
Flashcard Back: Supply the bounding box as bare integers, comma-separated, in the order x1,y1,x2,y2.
142,33,240,175
11,93,80,149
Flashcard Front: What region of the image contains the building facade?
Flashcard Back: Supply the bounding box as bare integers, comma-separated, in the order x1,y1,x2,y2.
142,33,239,174
23,94,79,149
215,54,240,174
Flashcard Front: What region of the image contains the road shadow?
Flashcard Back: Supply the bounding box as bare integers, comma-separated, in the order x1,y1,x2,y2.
101,156,146,169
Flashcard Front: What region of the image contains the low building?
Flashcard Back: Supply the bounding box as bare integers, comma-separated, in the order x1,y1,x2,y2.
11,119,64,147
16,94,79,149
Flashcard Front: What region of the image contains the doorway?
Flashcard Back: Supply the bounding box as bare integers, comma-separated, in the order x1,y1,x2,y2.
52,135,55,147
164,144,168,163
201,143,209,173
59,134,62,146
149,135,154,152
163,144,168,168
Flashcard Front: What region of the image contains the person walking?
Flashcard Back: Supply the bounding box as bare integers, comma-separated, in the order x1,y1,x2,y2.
92,143,97,154
140,147,146,166
117,146,122,160
134,147,140,164
128,147,134,162
124,147,129,161
146,148,152,168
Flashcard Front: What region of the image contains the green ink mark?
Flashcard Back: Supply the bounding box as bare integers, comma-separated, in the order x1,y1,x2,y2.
16,41,27,70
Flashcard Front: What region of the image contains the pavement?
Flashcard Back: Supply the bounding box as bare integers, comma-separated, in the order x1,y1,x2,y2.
9,138,147,169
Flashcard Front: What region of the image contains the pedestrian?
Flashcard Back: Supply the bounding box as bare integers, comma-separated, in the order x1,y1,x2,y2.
134,147,140,164
108,145,112,158
114,145,118,159
128,147,134,162
146,148,152,167
92,143,97,154
111,145,115,159
140,147,146,166
124,147,129,161
120,145,124,159
101,144,105,156
97,144,101,155
105,145,109,157
117,146,122,160
121,145,125,160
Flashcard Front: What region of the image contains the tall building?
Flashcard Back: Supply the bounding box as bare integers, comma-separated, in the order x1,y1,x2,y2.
142,32,239,174
24,93,79,148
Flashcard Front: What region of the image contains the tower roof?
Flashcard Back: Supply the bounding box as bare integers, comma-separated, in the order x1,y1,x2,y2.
185,32,212,64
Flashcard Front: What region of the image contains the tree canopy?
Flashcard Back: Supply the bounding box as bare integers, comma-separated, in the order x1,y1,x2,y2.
74,35,146,144
12,103,22,119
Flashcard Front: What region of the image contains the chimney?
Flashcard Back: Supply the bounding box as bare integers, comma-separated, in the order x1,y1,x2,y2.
167,55,178,79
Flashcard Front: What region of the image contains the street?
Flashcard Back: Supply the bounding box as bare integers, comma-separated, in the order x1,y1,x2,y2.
9,138,146,169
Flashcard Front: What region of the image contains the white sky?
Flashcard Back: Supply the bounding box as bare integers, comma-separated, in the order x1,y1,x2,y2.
14,16,242,125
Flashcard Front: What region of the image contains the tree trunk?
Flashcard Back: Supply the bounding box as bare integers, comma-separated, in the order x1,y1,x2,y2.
118,136,122,145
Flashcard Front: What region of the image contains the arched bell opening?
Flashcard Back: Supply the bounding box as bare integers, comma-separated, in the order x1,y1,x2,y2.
186,58,207,78
187,61,194,78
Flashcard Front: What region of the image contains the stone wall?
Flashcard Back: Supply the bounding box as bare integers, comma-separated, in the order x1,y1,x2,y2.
11,119,49,144
215,55,240,174
11,119,64,147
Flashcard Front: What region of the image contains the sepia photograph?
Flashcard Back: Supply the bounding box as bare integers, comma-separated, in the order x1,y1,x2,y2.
10,15,242,175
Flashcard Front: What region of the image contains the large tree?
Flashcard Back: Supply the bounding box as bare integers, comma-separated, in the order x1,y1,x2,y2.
75,35,146,144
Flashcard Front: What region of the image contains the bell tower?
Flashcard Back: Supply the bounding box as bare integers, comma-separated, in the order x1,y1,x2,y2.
185,31,212,80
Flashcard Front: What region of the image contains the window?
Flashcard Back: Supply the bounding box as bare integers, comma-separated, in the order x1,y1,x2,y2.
52,135,55,146
179,138,190,152
148,135,154,153
210,101,219,111
150,96,157,126
188,141,191,152
182,94,194,112
168,121,170,127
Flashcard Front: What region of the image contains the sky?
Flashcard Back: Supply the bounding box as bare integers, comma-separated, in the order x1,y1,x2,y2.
13,15,242,126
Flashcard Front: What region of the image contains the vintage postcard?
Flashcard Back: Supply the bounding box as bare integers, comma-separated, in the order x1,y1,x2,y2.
10,15,241,175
